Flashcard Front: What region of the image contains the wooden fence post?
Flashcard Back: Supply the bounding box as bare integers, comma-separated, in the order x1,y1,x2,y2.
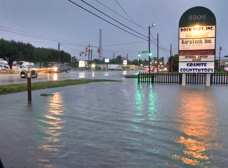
27,77,32,102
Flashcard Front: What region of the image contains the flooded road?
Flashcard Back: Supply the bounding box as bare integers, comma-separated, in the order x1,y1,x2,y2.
0,73,228,167
0,70,136,85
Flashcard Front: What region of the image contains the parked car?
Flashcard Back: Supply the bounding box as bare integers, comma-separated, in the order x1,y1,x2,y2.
47,64,71,73
0,65,10,73
147,68,154,72
25,65,38,71
18,65,27,72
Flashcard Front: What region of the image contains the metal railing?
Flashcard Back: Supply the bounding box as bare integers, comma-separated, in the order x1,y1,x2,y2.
138,72,228,85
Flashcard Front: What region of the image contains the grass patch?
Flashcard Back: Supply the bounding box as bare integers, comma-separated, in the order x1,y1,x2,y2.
125,74,138,78
0,79,121,95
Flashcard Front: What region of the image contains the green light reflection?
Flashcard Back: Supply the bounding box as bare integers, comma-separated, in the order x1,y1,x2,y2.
131,81,158,133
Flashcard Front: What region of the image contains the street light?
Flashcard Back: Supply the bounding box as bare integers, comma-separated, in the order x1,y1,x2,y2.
138,52,141,70
148,23,155,73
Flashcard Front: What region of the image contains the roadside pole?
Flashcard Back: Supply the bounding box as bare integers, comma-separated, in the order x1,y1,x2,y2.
27,77,32,102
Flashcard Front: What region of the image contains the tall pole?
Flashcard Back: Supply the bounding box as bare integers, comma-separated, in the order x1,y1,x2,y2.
88,45,90,71
138,57,140,70
99,29,102,61
219,47,222,71
157,33,159,73
148,26,151,73
169,44,172,72
58,43,60,63
90,49,93,62
148,23,155,73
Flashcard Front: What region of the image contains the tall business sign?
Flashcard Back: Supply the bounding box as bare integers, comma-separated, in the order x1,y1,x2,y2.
179,6,216,73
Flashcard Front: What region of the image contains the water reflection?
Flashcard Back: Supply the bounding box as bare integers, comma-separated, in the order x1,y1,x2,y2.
79,72,85,78
173,89,218,166
92,71,95,77
133,82,157,131
124,81,160,159
47,73,59,81
39,92,66,151
123,70,127,75
104,72,109,76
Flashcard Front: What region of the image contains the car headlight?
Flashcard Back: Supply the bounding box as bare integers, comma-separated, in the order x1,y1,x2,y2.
53,67,58,71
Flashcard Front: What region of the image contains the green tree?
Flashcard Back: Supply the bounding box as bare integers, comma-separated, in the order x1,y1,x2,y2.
168,54,179,72
132,58,142,66
93,58,101,64
172,54,179,72
0,39,19,69
60,50,71,64
0,39,36,69
0,39,72,68
17,42,35,62
71,56,78,68
115,55,123,64
34,47,52,67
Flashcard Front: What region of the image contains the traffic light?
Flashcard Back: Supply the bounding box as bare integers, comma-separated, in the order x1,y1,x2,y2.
149,52,152,57
85,47,88,53
79,52,82,56
138,52,141,57
97,48,100,53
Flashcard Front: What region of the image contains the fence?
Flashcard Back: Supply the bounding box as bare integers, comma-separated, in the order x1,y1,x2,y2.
138,72,228,85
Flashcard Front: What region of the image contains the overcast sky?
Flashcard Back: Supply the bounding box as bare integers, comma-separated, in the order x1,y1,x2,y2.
0,0,227,62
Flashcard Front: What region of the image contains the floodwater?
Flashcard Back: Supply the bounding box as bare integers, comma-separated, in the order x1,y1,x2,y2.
0,75,228,167
0,70,132,85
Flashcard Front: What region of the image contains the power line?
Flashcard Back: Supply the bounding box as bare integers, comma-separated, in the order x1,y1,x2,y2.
95,0,146,30
67,0,147,41
87,0,169,52
0,25,163,53
0,25,170,55
69,0,169,52
148,31,170,53
115,0,137,25
0,26,89,47
94,0,177,56
103,40,145,47
69,1,172,54
61,44,81,52
80,0,148,39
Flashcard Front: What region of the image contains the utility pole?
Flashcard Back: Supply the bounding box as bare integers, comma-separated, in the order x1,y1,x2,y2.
90,49,93,70
157,33,159,73
170,44,172,57
148,26,151,73
219,47,222,71
148,23,155,73
169,44,173,72
88,45,90,71
58,43,60,63
99,29,103,61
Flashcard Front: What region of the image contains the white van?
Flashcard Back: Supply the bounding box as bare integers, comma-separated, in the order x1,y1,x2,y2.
0,64,10,73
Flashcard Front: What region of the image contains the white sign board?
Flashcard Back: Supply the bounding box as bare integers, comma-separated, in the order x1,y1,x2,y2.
179,38,215,50
105,58,110,63
179,62,214,73
179,55,214,62
179,26,215,38
123,60,127,65
79,60,85,68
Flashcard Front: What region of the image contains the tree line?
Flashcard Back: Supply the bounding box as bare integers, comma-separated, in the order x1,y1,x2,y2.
0,39,71,69
0,38,179,71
